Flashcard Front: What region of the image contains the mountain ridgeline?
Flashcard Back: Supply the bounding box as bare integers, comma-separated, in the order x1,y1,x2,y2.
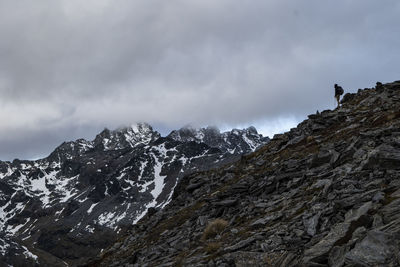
0,124,269,266
93,81,400,266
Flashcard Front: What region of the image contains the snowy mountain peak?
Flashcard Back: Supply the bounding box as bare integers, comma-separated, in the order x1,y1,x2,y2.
129,122,153,133
125,122,160,145
94,123,160,151
167,125,225,143
48,138,94,163
168,125,269,153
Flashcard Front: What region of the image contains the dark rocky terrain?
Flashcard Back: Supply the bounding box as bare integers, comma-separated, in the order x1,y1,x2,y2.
94,81,400,266
0,123,268,266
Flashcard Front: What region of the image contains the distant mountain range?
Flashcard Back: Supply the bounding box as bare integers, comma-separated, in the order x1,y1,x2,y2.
0,123,269,266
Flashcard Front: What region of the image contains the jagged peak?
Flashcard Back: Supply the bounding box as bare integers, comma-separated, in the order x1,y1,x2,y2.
48,137,94,162
128,122,153,133
229,126,258,135
94,123,160,151
167,125,269,153
168,125,261,140
168,125,220,142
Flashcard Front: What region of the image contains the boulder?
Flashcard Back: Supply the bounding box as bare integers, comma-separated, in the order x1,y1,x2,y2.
345,230,400,266
303,202,373,264
362,144,400,170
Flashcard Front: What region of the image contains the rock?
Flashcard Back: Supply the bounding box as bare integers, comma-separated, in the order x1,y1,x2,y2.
303,202,373,263
146,207,157,217
390,188,400,198
230,228,239,234
214,199,238,207
372,191,384,203
310,151,333,167
311,123,325,132
341,93,356,103
293,229,305,237
255,159,266,166
303,222,351,263
197,216,208,226
310,179,332,195
378,217,400,235
345,230,400,266
230,184,249,193
381,198,400,223
348,226,367,246
186,182,205,193
251,213,283,227
328,246,348,267
362,144,400,170
287,135,305,146
303,214,320,236
372,214,383,228
223,251,298,267
344,202,373,222
224,235,263,252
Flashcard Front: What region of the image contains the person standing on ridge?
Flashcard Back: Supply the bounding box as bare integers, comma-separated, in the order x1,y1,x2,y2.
334,84,344,108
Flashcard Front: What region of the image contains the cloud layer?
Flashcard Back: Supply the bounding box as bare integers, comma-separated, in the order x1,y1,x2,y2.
1,0,400,159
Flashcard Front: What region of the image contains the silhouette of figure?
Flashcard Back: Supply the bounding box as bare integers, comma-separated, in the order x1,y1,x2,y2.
334,84,344,108
376,82,384,92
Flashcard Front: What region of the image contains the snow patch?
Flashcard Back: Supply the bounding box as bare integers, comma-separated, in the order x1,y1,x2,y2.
87,203,98,214
149,145,167,200
242,133,257,151
22,246,38,261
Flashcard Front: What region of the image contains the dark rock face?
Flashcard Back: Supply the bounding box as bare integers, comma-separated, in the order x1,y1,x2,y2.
0,123,268,266
94,81,400,267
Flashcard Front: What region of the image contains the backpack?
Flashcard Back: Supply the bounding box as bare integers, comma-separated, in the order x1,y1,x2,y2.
336,86,344,96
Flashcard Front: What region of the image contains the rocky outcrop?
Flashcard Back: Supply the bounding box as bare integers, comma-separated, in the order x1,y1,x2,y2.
0,124,268,266
94,81,400,266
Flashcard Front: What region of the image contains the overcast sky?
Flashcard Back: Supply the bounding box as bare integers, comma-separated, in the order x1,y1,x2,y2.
1,0,399,160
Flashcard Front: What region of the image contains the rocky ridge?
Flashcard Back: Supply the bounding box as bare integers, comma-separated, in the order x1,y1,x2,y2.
168,126,265,153
0,123,268,266
94,81,400,266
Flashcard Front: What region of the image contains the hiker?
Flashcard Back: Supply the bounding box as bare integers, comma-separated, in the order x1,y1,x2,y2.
334,84,344,108
376,82,384,92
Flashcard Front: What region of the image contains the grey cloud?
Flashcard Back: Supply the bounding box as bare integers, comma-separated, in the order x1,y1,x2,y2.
1,0,400,159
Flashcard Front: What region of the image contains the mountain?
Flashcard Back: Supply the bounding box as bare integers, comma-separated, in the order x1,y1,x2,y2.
93,81,400,266
168,126,267,154
0,123,268,266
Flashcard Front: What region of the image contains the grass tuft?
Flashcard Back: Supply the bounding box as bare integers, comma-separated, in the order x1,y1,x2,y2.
201,219,228,241
204,242,222,254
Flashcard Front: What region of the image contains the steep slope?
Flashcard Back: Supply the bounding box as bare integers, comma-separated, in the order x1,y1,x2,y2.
0,123,268,266
94,81,400,266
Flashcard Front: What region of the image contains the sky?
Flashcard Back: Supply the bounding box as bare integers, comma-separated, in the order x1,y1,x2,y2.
1,0,400,160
